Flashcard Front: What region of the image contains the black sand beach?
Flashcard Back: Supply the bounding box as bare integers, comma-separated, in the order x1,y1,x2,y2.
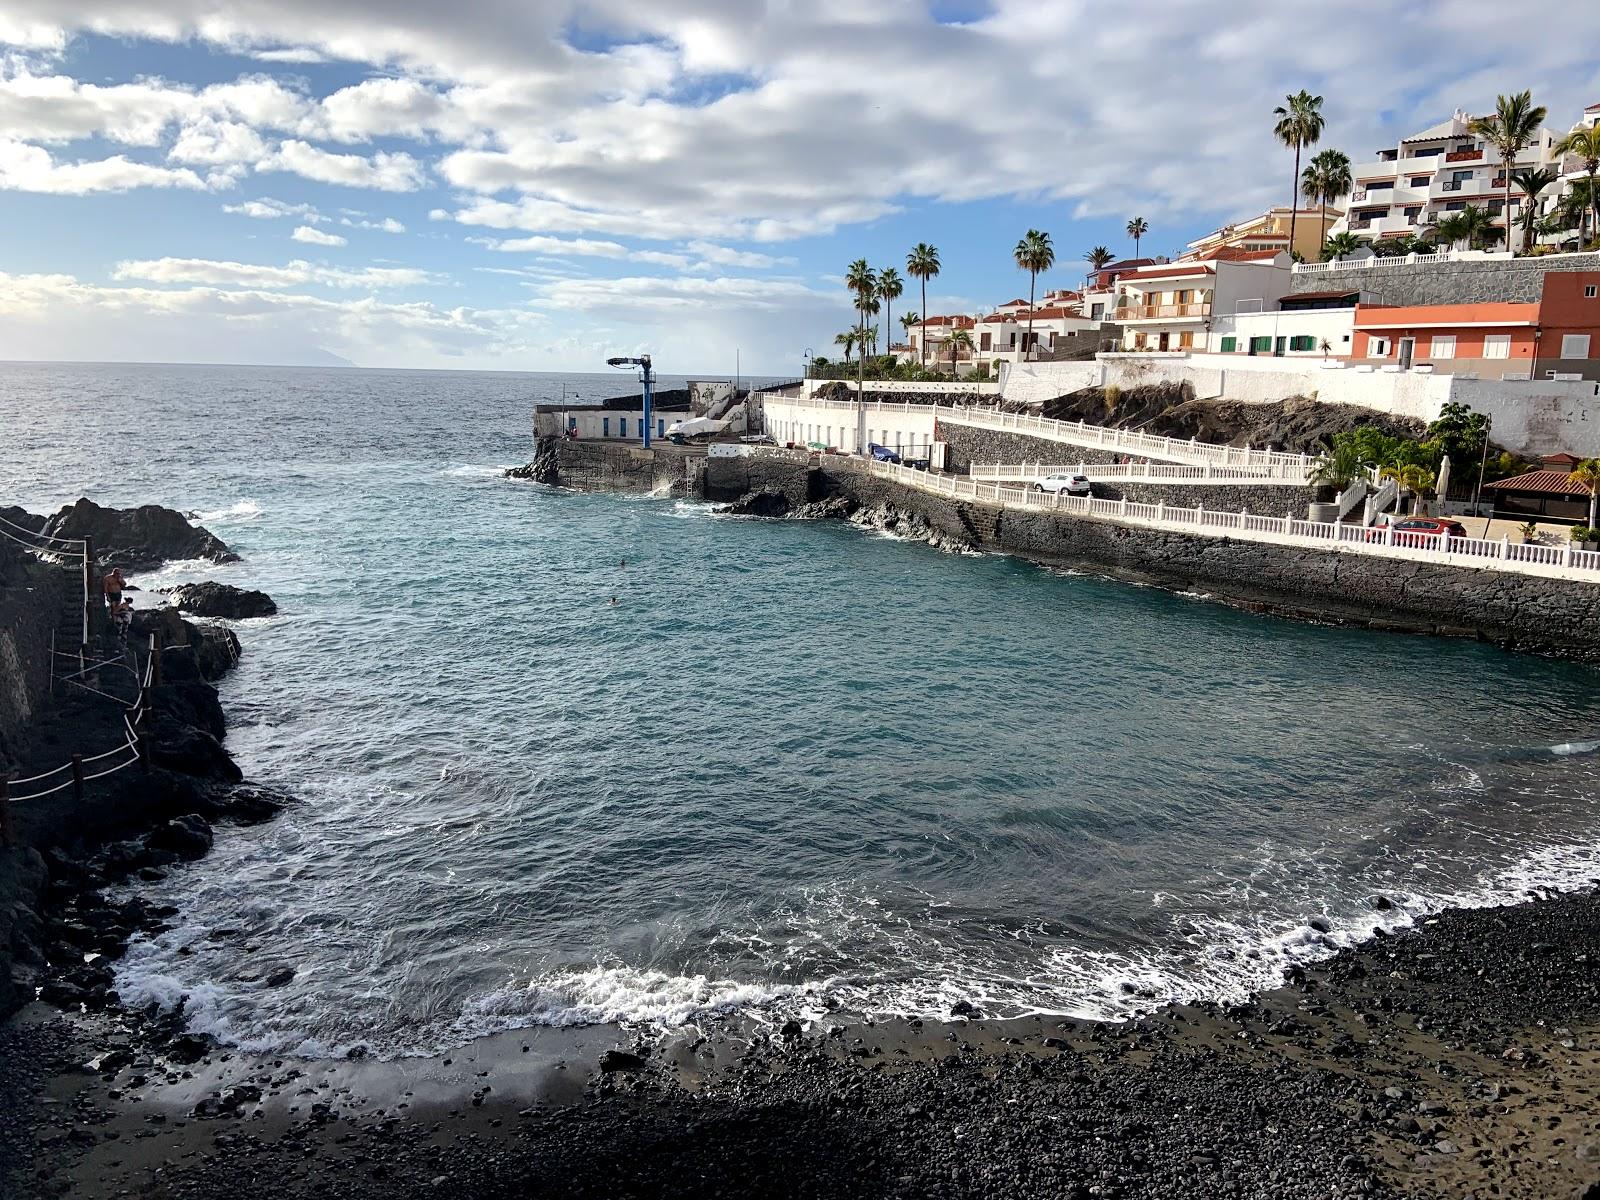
4,882,1600,1199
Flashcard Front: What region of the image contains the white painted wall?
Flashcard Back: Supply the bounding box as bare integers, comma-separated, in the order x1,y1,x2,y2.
801,378,1000,398
999,357,1600,455
765,395,940,455
1209,309,1358,357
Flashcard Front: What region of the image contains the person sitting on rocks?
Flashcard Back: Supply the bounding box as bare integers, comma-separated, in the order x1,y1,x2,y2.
103,567,126,608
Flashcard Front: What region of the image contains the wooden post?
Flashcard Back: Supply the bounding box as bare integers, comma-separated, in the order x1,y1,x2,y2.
82,535,97,642
70,755,84,804
0,775,12,847
151,632,163,688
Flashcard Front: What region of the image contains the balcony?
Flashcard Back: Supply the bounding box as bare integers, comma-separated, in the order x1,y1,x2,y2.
1445,149,1483,163
1113,302,1211,321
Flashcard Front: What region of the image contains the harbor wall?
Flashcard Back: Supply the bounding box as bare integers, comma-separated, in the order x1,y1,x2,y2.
807,459,1600,659
529,437,696,494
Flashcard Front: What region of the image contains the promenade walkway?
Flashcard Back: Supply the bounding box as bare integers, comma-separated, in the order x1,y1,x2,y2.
859,460,1600,584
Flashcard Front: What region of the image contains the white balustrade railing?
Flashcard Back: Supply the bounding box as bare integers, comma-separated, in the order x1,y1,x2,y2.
859,459,1600,583
940,407,1312,477
969,461,1304,485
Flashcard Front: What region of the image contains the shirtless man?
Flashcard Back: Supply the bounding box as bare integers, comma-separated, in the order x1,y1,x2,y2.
103,567,126,608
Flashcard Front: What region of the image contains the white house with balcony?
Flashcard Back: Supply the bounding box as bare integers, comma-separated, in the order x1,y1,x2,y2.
1328,108,1562,251
1115,251,1293,352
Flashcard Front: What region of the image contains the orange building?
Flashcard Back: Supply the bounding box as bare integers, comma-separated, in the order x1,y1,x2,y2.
1351,272,1600,380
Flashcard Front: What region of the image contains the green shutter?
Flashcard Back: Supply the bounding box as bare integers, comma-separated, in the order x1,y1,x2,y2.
1220,336,1237,352
1250,336,1273,352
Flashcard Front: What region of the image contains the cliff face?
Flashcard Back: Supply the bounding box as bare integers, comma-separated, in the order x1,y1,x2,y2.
0,541,72,772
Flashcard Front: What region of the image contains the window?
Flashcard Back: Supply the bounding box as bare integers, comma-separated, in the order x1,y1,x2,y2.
657,418,666,437
1289,335,1316,351
602,417,610,437
1404,206,1422,222
1369,337,1391,357
1219,335,1238,352
1409,176,1429,188
1561,334,1592,358
1445,201,1466,211
1482,334,1512,359
1586,285,1597,299
567,416,577,430
1178,331,1194,349
618,418,628,438
1249,336,1273,353
1429,336,1456,359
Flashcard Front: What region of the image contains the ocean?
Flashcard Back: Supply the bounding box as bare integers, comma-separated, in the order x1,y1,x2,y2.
4,359,1600,1058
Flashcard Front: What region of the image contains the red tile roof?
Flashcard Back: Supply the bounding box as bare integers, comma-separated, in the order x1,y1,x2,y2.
1210,247,1286,262
1124,263,1214,279
1482,470,1593,496
914,315,975,328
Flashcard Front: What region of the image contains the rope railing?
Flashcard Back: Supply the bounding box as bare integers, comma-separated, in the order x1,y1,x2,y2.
2,634,158,822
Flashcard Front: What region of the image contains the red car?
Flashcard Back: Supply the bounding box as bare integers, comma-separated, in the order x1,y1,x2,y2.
1367,517,1467,543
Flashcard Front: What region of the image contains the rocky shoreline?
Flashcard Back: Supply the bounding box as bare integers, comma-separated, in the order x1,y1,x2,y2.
6,498,1600,1199
3,879,1599,1198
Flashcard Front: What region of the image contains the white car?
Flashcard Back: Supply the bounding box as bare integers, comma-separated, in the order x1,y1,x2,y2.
1031,472,1091,496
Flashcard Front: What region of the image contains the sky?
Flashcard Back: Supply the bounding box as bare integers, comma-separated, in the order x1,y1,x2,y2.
0,1,1596,376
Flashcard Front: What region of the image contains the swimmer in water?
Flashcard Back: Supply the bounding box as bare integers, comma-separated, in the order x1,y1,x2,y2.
610,596,618,605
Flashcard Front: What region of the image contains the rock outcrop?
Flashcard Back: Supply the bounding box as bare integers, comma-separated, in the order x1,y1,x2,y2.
162,581,277,619
36,498,239,571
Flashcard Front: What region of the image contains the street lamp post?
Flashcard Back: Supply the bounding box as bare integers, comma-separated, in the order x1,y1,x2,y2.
803,348,813,381
606,354,654,449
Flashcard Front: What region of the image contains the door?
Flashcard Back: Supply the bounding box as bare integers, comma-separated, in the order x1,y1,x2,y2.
1398,337,1415,369
1158,332,1170,351
1274,337,1286,357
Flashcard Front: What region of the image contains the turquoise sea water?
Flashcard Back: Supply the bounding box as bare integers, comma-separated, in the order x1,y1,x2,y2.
5,360,1600,1057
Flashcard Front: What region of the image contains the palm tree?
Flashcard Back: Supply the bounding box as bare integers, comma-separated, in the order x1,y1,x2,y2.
1013,229,1055,360
905,243,940,367
834,330,856,364
1440,204,1502,251
1302,148,1352,257
947,328,974,378
1273,91,1326,257
1470,91,1547,253
899,311,919,349
1512,167,1557,253
844,259,877,440
876,268,903,357
1125,217,1148,259
1084,245,1114,272
1310,440,1369,499
860,298,881,355
1573,459,1600,527
1553,125,1600,246
1323,230,1362,259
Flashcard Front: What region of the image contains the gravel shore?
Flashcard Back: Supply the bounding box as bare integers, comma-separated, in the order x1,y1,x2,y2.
4,883,1599,1200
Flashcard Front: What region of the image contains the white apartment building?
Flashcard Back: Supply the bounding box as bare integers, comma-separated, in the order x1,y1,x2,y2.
1328,108,1561,250
1114,251,1294,352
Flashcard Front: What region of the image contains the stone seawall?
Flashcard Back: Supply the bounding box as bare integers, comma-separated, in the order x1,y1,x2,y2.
533,437,695,494
701,451,816,505
936,421,1123,474
812,460,1600,659
1288,252,1600,304
1088,480,1316,519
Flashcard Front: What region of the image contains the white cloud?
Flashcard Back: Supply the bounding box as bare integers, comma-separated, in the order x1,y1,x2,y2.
685,241,794,269
0,269,544,367
258,139,426,191
479,234,690,268
0,137,208,194
249,47,329,64
169,116,269,164
340,215,405,233
112,256,430,289
291,224,347,246
223,196,323,221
